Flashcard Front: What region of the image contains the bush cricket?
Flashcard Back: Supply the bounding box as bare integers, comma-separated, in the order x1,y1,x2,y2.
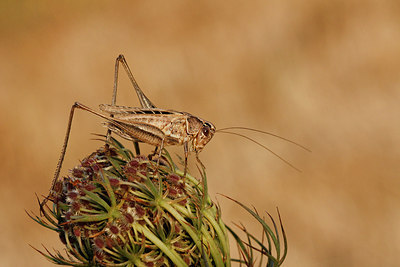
42,55,309,206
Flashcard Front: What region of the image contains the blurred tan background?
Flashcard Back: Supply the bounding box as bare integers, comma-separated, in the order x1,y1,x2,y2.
1,1,399,266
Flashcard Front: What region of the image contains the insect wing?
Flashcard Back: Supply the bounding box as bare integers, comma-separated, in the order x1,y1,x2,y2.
100,104,190,146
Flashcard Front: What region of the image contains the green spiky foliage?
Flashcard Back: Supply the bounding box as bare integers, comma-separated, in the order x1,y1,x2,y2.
30,137,287,266
30,137,230,267
224,197,287,267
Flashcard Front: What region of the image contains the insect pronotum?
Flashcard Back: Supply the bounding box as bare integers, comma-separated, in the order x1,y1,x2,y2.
42,55,309,206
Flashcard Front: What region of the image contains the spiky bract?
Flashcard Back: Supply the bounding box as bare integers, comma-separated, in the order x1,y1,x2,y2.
32,138,230,267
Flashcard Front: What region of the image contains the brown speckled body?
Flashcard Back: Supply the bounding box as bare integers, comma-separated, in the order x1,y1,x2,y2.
99,104,215,153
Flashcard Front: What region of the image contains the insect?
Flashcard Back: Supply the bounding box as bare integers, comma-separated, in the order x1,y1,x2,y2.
42,55,309,206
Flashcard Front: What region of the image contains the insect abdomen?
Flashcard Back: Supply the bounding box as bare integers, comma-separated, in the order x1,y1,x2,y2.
104,121,181,147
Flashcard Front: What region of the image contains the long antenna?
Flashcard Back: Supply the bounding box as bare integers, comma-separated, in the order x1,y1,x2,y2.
217,130,303,172
217,126,311,152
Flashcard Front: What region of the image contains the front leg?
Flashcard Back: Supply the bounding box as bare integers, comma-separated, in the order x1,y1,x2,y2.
195,153,205,170
183,142,189,178
154,138,165,175
148,146,158,160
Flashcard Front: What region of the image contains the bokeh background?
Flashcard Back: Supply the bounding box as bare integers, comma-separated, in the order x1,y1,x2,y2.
1,1,399,266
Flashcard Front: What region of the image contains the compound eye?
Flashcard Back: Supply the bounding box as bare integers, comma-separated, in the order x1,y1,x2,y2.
202,125,210,136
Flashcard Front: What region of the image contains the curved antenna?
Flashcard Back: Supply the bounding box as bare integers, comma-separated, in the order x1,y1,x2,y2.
217,130,302,172
217,126,311,152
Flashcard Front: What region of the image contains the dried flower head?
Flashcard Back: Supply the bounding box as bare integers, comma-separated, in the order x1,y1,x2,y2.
31,137,230,266
30,137,287,266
